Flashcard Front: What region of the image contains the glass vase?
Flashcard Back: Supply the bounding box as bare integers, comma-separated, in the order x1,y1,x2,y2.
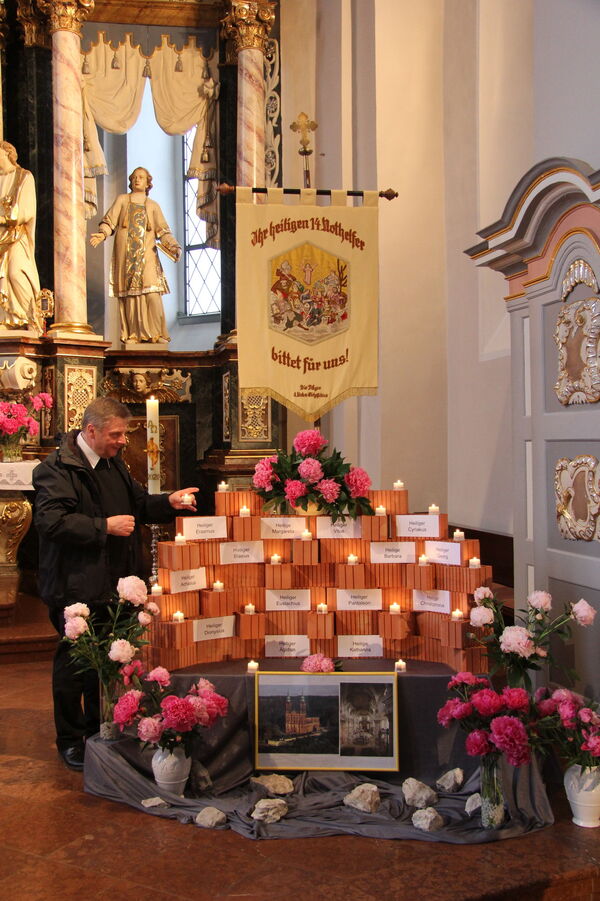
0,440,24,463
480,755,505,829
99,680,119,741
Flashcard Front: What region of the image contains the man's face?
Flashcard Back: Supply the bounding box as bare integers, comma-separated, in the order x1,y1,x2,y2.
131,169,149,192
84,416,129,458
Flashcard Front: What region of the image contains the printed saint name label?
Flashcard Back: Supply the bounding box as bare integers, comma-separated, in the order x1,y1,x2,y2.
337,635,383,658
219,541,264,564
316,518,362,539
260,517,307,539
181,516,228,541
412,589,451,614
264,635,311,657
395,515,440,537
370,541,416,564
193,615,236,642
336,589,383,610
266,589,312,611
424,540,462,566
168,568,206,594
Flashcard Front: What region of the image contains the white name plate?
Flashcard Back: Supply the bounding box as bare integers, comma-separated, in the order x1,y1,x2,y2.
260,517,306,539
168,568,206,594
266,589,311,611
336,589,383,610
193,615,236,642
316,517,362,539
395,515,441,537
370,541,416,564
412,589,451,614
219,541,264,564
181,516,228,541
424,540,462,566
264,634,311,657
337,635,383,658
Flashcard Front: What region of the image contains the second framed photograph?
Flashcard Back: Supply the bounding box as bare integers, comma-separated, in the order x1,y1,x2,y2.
255,672,398,771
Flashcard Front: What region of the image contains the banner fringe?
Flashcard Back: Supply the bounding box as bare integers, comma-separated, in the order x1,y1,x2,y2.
240,386,378,424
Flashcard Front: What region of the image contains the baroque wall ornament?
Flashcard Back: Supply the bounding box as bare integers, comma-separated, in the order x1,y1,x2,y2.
222,370,231,441
100,368,192,404
561,259,599,302
65,364,95,429
239,388,270,441
15,0,52,48
36,0,94,35
264,37,280,187
221,0,276,56
554,297,600,404
555,454,600,541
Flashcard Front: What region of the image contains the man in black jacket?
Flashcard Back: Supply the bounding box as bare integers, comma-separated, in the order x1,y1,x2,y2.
33,397,198,770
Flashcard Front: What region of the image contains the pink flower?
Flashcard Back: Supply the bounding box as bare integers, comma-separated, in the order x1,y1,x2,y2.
470,606,494,627
447,672,489,690
471,689,505,717
201,691,229,723
465,729,492,756
301,653,335,673
571,598,596,627
315,479,341,503
253,458,278,491
581,732,600,756
188,695,210,725
146,601,160,617
499,625,535,658
113,689,144,729
160,695,197,732
437,698,467,727
534,647,548,658
26,417,39,437
63,603,90,620
116,575,148,606
147,666,171,687
489,716,531,767
473,586,494,604
138,611,152,626
579,708,600,727
527,590,552,612
297,457,324,483
558,700,579,728
64,616,89,639
137,715,164,744
537,698,558,717
30,392,53,411
108,638,136,664
284,478,308,506
189,677,216,696
293,429,328,457
344,466,371,498
120,659,144,686
501,687,530,713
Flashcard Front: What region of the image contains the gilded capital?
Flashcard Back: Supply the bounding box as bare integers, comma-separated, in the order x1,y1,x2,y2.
15,1,51,48
36,0,94,36
221,0,276,58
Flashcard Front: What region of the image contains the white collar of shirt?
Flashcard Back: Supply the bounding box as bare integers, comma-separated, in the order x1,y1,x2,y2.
77,431,107,469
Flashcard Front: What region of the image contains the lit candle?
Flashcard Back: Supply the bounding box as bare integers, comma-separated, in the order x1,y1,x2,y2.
239,506,250,518
451,609,464,621
389,602,401,615
418,554,429,566
217,481,229,492
393,480,405,490
428,504,440,515
150,584,163,596
174,533,186,544
375,505,387,516
146,396,160,495
213,580,224,592
270,553,281,565
453,529,465,541
394,659,407,672
172,611,184,623
181,492,193,506
469,557,480,569
247,660,259,673
317,602,328,614
301,529,312,541
244,603,255,615
347,554,359,565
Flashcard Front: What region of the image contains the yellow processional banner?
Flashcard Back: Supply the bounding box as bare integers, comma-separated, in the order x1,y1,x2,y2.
236,188,379,422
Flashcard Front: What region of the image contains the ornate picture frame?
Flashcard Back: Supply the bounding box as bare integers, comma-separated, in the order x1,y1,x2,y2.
554,454,600,541
554,297,600,405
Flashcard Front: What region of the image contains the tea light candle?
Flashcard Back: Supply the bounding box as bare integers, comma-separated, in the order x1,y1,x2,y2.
393,480,405,490
301,529,312,541
213,580,224,592
389,602,401,615
174,533,186,544
451,609,464,621
375,505,387,516
453,529,465,541
418,554,429,566
469,556,481,569
244,603,255,615
394,659,407,672
270,553,281,565
428,504,440,515
217,480,229,492
247,659,259,673
347,554,359,565
172,611,184,623
239,506,250,518
317,602,328,614
150,584,163,596
181,492,193,506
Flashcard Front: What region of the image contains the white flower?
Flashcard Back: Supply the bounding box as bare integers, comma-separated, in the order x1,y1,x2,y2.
138,611,152,626
64,616,89,639
571,598,596,627
116,575,148,607
470,606,494,627
145,601,160,617
527,590,552,612
108,638,136,664
473,586,494,605
499,625,535,658
63,603,90,620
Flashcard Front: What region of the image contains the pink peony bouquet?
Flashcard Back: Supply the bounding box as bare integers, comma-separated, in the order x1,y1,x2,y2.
0,392,53,455
300,653,341,673
468,587,596,690
113,669,228,756
534,686,600,771
252,428,374,522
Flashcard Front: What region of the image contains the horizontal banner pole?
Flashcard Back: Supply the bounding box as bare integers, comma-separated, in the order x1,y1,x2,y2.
217,183,398,201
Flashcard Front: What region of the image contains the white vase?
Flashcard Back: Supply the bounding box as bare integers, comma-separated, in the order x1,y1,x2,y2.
563,764,600,828
151,747,192,796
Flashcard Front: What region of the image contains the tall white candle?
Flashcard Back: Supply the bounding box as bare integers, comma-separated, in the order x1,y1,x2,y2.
146,396,160,495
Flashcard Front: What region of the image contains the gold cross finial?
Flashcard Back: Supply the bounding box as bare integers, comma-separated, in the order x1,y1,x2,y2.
290,112,318,155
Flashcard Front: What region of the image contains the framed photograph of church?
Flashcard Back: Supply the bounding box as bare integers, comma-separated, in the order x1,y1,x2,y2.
255,672,398,771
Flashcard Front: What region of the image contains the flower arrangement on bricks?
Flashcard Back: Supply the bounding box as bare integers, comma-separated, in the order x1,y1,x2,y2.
300,653,342,673
0,391,53,461
252,428,374,522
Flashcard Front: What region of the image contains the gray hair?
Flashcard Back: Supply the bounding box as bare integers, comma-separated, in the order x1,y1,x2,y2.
82,397,131,430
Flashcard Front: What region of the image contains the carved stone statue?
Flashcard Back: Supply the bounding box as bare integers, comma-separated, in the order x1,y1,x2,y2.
90,167,181,345
0,141,43,335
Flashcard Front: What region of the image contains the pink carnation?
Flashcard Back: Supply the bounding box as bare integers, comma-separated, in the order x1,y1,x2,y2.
113,689,144,729
499,625,535,658
137,715,164,744
490,716,531,767
344,466,371,498
527,590,552,612
293,429,328,457
465,729,492,756
473,587,494,605
471,689,504,717
138,611,152,626
64,616,89,639
297,457,324,483
571,598,596,627
301,653,335,673
116,575,148,606
315,479,341,503
470,606,494,628
284,478,308,506
160,695,198,732
63,603,90,620
447,672,489,690
146,666,171,687
120,659,144,686
501,687,530,713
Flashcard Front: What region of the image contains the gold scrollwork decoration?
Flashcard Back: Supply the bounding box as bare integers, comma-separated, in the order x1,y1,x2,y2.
221,0,276,57
15,0,52,47
554,297,600,405
222,371,231,441
554,455,600,541
561,259,598,302
239,388,270,441
0,495,32,568
65,364,96,430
